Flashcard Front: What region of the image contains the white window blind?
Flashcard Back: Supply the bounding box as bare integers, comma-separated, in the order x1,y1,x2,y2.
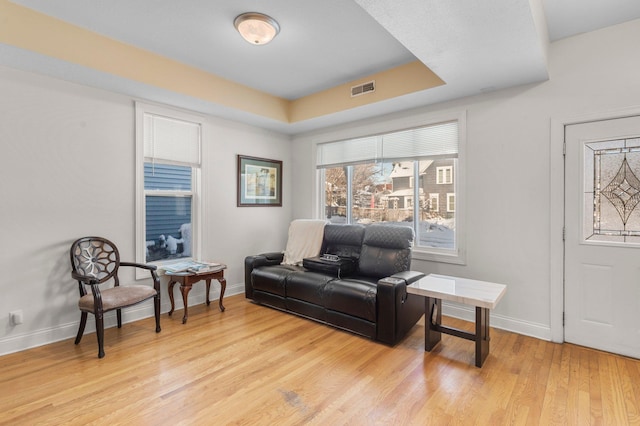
316,135,381,168
316,121,458,167
381,121,458,160
143,113,201,166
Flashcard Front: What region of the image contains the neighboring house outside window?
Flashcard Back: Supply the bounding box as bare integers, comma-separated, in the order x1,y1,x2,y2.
423,159,455,219
316,115,465,264
135,102,203,275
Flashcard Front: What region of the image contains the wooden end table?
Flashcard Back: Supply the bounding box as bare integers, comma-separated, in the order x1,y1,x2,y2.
407,274,507,367
166,266,227,324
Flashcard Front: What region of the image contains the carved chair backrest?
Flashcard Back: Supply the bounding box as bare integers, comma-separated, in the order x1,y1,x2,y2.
70,237,121,289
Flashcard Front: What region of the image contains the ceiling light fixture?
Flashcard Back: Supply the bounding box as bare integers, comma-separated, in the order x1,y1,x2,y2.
234,12,280,45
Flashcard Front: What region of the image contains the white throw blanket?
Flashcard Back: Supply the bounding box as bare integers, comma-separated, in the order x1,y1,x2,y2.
282,219,328,265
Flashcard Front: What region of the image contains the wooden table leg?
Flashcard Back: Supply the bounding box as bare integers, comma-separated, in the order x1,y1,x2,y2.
168,280,177,316
425,297,442,351
167,269,226,324
205,278,226,311
179,282,193,324
218,277,226,312
475,307,490,367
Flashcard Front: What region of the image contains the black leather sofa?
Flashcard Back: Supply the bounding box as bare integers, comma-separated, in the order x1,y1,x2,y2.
244,223,426,345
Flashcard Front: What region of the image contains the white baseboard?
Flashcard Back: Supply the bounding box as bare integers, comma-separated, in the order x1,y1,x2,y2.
442,302,552,341
0,282,245,357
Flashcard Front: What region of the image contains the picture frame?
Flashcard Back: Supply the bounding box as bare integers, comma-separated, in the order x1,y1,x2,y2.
237,155,283,207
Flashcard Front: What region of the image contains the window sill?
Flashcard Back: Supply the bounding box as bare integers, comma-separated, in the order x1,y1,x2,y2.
412,248,466,265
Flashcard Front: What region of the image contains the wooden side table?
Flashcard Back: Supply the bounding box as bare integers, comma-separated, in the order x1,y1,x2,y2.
166,266,227,324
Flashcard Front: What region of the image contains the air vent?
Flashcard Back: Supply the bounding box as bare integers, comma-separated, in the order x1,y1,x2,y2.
351,80,375,97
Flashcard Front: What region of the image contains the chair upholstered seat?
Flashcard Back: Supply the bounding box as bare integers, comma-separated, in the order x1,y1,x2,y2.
79,285,158,312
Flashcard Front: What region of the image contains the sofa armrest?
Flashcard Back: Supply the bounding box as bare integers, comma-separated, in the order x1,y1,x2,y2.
253,252,285,265
376,271,426,345
244,252,284,299
389,270,425,286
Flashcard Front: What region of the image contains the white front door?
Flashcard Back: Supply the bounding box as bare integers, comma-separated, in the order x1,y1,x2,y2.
565,116,640,358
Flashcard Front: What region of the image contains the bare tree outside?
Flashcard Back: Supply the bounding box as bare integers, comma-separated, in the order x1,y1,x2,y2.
324,167,347,218
352,162,387,222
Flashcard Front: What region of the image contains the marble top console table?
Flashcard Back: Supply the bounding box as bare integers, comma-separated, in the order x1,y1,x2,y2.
407,274,507,367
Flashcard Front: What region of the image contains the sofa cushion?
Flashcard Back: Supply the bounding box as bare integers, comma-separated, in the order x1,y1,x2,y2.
286,271,335,305
358,224,413,278
324,278,377,322
252,264,302,297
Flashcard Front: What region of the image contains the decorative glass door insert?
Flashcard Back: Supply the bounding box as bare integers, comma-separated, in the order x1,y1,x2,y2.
583,137,640,244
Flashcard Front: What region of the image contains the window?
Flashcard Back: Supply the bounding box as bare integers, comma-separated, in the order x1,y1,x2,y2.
429,193,439,212
437,166,453,184
144,164,193,261
316,115,464,263
136,103,202,272
447,193,456,212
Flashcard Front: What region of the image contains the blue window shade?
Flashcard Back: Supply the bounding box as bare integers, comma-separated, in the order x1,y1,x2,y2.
144,163,191,190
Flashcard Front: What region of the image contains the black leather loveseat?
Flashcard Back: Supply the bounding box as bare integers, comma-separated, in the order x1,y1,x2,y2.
244,223,426,345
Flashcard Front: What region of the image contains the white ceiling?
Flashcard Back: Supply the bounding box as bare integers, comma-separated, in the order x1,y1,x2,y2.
5,0,640,134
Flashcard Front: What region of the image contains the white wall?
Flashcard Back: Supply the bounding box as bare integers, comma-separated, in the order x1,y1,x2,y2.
292,18,640,341
0,67,293,355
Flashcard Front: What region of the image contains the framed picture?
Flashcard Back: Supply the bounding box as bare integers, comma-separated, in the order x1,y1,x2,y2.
237,155,283,207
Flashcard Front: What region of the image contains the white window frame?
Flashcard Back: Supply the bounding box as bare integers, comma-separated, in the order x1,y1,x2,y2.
447,193,456,212
437,166,453,184
314,109,466,265
429,193,440,212
135,102,203,279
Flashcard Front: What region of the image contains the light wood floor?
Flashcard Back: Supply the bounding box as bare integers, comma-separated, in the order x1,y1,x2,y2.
2,295,639,425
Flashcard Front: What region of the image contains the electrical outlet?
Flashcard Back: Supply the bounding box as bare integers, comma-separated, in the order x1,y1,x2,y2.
10,310,23,325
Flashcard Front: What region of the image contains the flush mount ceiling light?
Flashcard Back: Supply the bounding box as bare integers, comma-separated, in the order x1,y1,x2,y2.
234,12,280,45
